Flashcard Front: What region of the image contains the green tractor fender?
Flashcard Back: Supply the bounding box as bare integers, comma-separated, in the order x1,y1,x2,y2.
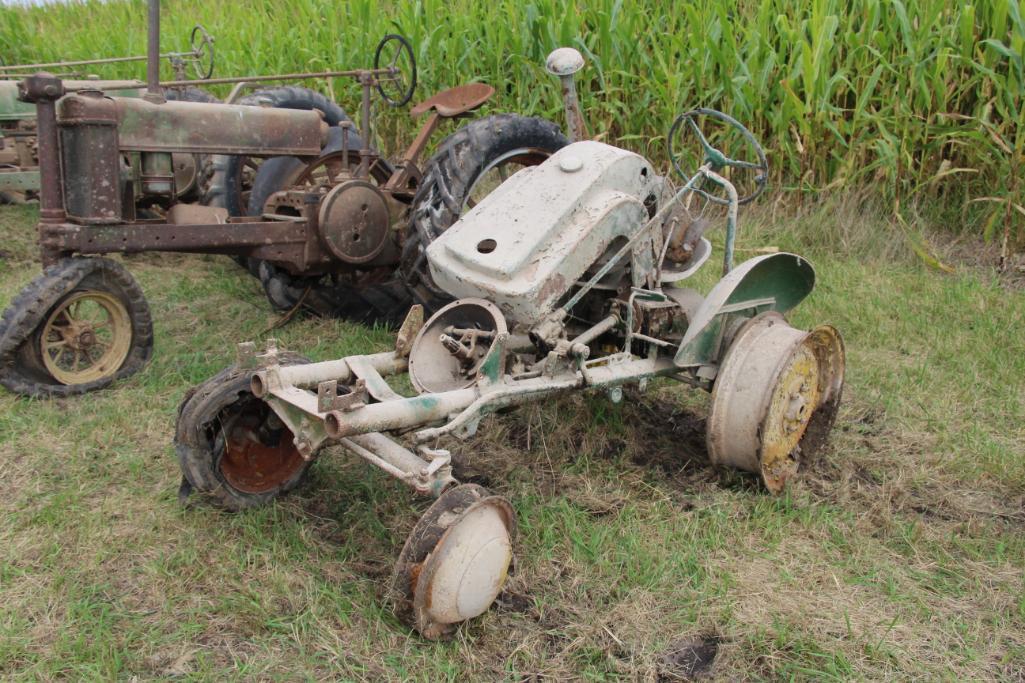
674,252,816,367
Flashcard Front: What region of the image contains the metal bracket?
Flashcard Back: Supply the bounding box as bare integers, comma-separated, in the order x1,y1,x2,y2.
395,304,424,358
236,341,257,369
318,378,367,412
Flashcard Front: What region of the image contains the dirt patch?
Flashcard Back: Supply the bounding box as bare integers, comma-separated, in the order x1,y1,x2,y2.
659,634,720,680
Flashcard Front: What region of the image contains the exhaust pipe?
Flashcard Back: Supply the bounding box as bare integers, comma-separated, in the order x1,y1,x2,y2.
146,0,162,98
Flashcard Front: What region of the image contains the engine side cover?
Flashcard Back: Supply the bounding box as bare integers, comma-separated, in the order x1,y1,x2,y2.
425,141,657,324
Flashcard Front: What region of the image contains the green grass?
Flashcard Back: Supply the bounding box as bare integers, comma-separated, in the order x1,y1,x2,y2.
1,0,1023,245
0,200,1022,679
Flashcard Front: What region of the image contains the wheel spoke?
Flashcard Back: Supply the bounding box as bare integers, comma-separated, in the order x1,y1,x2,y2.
726,157,763,170
685,116,715,158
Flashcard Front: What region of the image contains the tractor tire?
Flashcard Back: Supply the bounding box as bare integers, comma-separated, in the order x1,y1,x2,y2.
174,352,312,510
401,113,568,314
165,87,219,203
256,114,567,325
0,257,153,397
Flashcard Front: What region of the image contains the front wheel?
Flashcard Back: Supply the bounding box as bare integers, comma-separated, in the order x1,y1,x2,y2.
0,257,153,397
402,114,568,313
174,353,313,510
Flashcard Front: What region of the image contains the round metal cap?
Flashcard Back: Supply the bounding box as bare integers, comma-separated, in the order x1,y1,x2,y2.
546,47,585,76
390,484,517,640
317,179,390,264
416,501,513,625
559,155,583,173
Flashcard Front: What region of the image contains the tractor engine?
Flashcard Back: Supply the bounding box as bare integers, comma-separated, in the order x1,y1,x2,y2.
49,87,328,222
425,141,664,328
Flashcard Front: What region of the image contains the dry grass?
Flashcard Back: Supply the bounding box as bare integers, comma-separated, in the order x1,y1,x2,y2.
0,199,1023,680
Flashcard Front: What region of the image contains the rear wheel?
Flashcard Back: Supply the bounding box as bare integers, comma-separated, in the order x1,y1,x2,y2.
402,114,569,313
174,353,312,510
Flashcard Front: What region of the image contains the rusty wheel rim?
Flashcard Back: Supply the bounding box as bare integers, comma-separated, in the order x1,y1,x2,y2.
39,290,132,385
218,398,305,494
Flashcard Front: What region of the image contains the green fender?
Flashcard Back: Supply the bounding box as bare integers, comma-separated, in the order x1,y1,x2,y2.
674,252,816,367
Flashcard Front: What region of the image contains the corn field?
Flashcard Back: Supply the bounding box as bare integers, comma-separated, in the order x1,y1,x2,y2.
1,0,1023,245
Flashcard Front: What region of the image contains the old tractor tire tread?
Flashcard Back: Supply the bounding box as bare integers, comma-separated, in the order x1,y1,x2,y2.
403,114,568,312
174,352,311,511
0,257,153,397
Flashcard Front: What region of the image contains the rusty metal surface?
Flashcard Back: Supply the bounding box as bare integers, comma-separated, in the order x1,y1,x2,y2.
546,48,587,142
706,313,845,493
317,179,390,263
108,96,328,155
410,83,494,118
42,218,307,253
56,90,122,223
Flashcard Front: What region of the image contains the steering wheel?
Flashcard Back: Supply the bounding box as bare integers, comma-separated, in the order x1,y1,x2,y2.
374,34,417,107
668,108,768,205
189,25,215,80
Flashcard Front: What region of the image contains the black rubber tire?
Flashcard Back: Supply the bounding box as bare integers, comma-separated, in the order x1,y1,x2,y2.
165,87,220,203
175,352,312,511
0,257,154,398
401,114,568,313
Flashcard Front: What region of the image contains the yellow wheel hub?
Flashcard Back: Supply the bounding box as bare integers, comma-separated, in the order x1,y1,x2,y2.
39,290,132,385
760,341,822,490
706,313,845,493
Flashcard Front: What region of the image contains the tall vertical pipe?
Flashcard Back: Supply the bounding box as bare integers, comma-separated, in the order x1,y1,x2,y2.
146,0,160,95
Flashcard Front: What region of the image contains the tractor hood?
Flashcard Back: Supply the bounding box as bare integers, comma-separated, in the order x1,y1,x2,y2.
425,140,661,324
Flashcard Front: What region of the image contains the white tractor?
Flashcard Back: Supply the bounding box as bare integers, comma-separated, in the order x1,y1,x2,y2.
174,48,845,638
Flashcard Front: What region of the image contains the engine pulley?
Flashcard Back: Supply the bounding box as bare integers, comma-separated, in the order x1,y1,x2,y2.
317,179,391,264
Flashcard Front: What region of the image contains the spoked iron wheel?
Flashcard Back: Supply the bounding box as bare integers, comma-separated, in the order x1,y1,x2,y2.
0,257,153,397
38,290,132,386
174,353,313,510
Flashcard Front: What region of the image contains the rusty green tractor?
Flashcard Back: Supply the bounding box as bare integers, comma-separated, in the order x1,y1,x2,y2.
174,48,846,639
0,2,567,398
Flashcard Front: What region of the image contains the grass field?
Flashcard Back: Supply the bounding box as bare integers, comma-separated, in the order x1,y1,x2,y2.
1,0,1024,678
0,198,1023,680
